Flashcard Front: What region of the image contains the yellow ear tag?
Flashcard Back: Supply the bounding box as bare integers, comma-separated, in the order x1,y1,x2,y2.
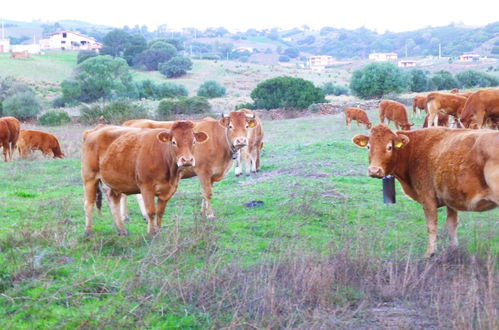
359,140,367,146
394,141,403,148
248,121,256,128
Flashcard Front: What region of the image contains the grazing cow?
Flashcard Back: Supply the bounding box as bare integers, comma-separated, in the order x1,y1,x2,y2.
0,116,20,161
122,111,257,219
234,109,264,176
344,107,372,130
412,96,427,118
460,89,499,129
353,124,499,257
422,112,450,128
379,100,414,130
426,92,467,127
81,121,208,235
17,129,64,159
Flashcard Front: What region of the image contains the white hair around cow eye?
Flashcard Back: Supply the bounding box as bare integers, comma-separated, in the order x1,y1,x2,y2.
229,124,234,129
386,143,393,152
172,139,177,146
366,144,370,150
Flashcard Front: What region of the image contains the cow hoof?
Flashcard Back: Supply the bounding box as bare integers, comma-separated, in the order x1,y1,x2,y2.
235,173,242,177
118,229,129,236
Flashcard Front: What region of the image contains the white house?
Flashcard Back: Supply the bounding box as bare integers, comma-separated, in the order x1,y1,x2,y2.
459,54,480,62
308,55,335,70
398,60,417,68
369,52,398,61
39,31,102,51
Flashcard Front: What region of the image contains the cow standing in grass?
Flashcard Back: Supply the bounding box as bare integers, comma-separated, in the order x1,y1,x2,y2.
344,107,372,130
426,92,467,128
81,121,208,235
460,89,499,129
234,109,264,176
17,129,64,159
353,124,499,257
0,116,20,162
379,100,414,130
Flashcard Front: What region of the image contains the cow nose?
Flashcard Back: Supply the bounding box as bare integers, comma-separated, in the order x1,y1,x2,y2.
234,137,248,147
178,156,194,167
368,166,384,178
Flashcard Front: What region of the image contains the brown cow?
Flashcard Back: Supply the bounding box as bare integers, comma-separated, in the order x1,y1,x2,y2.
81,121,208,235
123,111,257,219
122,119,174,128
422,112,450,128
0,116,20,161
234,109,264,176
412,96,427,118
344,107,372,130
426,92,467,127
353,124,499,257
379,100,414,130
460,89,499,129
17,129,64,159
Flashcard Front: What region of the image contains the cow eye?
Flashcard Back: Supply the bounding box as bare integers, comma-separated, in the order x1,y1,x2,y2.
366,144,370,150
387,144,393,151
172,140,177,146
229,124,234,129
245,124,249,128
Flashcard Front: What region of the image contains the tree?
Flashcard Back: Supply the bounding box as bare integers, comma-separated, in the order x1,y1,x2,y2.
322,82,349,96
284,47,300,58
349,62,409,99
100,29,132,57
77,50,98,64
159,55,193,78
455,70,499,88
133,48,177,70
430,70,459,90
197,81,226,98
123,34,148,65
3,91,41,120
250,76,325,110
408,69,430,92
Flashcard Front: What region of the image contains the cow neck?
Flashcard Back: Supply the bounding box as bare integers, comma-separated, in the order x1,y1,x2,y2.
223,126,239,159
391,132,415,186
162,144,179,181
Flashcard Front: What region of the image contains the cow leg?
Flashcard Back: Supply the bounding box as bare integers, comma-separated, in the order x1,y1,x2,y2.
156,198,168,229
120,194,129,223
423,204,439,258
107,191,128,235
432,113,440,127
256,146,262,172
9,142,15,161
395,122,400,130
2,141,9,162
135,194,148,222
83,179,99,235
140,190,158,235
234,151,242,177
199,175,215,219
250,149,257,174
446,207,459,248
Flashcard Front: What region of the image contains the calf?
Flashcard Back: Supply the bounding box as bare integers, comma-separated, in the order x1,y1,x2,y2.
379,100,414,130
353,124,499,257
234,109,264,176
412,96,427,118
460,89,499,129
17,129,64,159
81,121,208,235
0,116,20,161
422,112,450,128
344,107,372,129
426,92,467,127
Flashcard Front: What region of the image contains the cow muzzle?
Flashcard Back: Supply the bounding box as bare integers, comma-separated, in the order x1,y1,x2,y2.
368,166,385,178
233,137,248,148
178,156,195,168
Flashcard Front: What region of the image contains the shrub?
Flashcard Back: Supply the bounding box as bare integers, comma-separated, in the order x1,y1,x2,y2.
250,76,325,110
79,99,149,124
136,80,188,100
455,70,499,88
350,62,409,99
322,82,349,96
157,96,211,119
77,50,98,64
133,49,176,71
197,81,226,98
430,70,459,90
235,103,255,110
38,110,71,126
159,55,193,78
408,69,431,92
2,91,41,120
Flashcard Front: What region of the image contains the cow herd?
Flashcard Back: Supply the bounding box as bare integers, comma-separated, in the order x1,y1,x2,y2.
347,88,499,257
1,87,498,257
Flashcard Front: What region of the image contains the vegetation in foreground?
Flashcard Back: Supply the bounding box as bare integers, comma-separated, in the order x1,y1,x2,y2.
0,111,497,328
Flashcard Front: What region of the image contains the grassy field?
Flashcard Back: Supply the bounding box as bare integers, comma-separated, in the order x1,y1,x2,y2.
0,110,497,328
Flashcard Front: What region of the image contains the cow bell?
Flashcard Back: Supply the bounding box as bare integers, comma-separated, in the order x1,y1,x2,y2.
382,175,396,204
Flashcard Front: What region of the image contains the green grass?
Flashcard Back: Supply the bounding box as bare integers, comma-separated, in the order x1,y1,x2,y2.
0,112,497,328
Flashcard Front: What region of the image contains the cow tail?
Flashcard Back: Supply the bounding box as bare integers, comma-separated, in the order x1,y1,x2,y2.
96,181,103,216
52,143,65,159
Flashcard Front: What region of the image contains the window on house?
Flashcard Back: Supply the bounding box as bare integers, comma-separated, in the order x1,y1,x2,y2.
81,40,87,45
61,41,66,44
62,32,67,38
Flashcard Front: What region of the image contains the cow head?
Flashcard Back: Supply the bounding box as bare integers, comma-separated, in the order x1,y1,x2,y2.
157,121,208,168
400,123,414,131
219,111,257,150
460,113,480,129
353,124,410,178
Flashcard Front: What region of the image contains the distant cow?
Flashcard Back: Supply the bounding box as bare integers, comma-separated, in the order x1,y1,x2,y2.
426,92,468,127
10,51,29,59
234,109,264,176
422,112,450,128
460,89,499,129
379,100,414,130
344,107,372,130
81,121,208,235
0,116,20,162
17,130,64,159
412,96,427,118
353,124,499,257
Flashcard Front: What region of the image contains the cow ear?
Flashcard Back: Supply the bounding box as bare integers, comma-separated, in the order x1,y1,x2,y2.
194,131,209,144
394,134,410,149
247,118,257,128
219,117,230,128
157,131,172,143
352,134,369,148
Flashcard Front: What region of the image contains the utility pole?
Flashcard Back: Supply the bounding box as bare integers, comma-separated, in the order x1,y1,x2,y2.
405,42,408,58
438,43,442,59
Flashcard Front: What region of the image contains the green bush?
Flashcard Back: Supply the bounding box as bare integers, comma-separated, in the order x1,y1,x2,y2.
79,99,148,124
136,80,188,100
77,50,98,64
430,70,459,90
250,76,325,110
349,62,409,99
38,110,71,126
408,69,431,92
322,82,349,96
2,91,41,120
158,55,193,78
455,70,499,88
157,96,211,119
197,81,226,98
235,102,255,110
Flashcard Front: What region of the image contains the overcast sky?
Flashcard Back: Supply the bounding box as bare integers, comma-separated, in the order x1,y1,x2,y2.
2,0,498,32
